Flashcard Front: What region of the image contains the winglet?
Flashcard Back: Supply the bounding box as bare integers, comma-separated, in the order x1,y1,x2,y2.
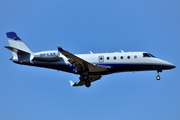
69,81,75,86
57,45,64,51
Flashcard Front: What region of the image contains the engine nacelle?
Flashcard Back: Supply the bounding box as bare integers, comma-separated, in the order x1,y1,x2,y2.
33,51,60,62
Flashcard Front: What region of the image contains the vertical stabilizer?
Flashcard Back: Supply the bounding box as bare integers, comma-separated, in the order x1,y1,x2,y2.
5,32,34,62
6,32,33,54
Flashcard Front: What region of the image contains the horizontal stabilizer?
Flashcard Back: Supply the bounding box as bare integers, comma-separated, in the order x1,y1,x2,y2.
4,46,30,54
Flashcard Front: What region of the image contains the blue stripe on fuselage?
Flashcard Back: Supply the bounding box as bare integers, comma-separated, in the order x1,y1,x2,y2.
13,60,167,75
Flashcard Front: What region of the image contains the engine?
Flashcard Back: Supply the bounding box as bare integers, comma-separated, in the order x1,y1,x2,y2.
33,51,60,62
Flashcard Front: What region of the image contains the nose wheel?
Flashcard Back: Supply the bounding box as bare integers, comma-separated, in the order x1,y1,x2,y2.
156,75,161,80
156,70,161,80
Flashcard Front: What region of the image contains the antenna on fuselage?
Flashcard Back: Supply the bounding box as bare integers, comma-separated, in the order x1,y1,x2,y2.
89,51,93,54
120,50,124,53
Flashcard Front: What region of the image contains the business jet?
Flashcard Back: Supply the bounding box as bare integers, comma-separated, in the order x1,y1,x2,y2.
5,32,175,87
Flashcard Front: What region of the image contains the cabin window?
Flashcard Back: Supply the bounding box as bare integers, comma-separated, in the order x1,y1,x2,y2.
107,57,110,60
120,56,123,59
127,56,130,59
134,55,137,59
114,56,116,60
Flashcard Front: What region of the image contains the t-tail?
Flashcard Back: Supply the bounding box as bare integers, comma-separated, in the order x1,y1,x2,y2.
5,32,34,63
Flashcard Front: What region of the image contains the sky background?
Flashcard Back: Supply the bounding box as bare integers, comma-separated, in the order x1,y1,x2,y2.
0,0,180,120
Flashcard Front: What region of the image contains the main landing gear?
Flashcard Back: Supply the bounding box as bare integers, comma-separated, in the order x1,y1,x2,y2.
81,75,91,88
156,70,161,80
85,80,91,87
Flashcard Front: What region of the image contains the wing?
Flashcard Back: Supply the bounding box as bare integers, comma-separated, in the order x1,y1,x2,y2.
57,46,109,73
69,80,85,86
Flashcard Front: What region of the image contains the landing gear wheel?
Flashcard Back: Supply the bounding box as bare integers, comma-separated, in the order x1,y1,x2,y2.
156,75,161,80
85,80,91,87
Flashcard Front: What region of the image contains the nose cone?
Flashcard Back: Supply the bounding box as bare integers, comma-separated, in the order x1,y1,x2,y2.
165,62,176,69
159,59,176,70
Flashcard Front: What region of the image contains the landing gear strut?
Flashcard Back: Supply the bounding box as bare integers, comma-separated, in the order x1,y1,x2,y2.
156,70,161,80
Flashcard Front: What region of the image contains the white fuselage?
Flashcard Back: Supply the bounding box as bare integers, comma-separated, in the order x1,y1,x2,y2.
24,50,175,75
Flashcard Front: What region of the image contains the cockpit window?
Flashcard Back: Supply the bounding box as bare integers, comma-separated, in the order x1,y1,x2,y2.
149,53,155,57
143,53,155,58
143,53,150,57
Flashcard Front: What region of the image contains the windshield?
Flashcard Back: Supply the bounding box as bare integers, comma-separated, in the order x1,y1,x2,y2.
143,53,155,58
